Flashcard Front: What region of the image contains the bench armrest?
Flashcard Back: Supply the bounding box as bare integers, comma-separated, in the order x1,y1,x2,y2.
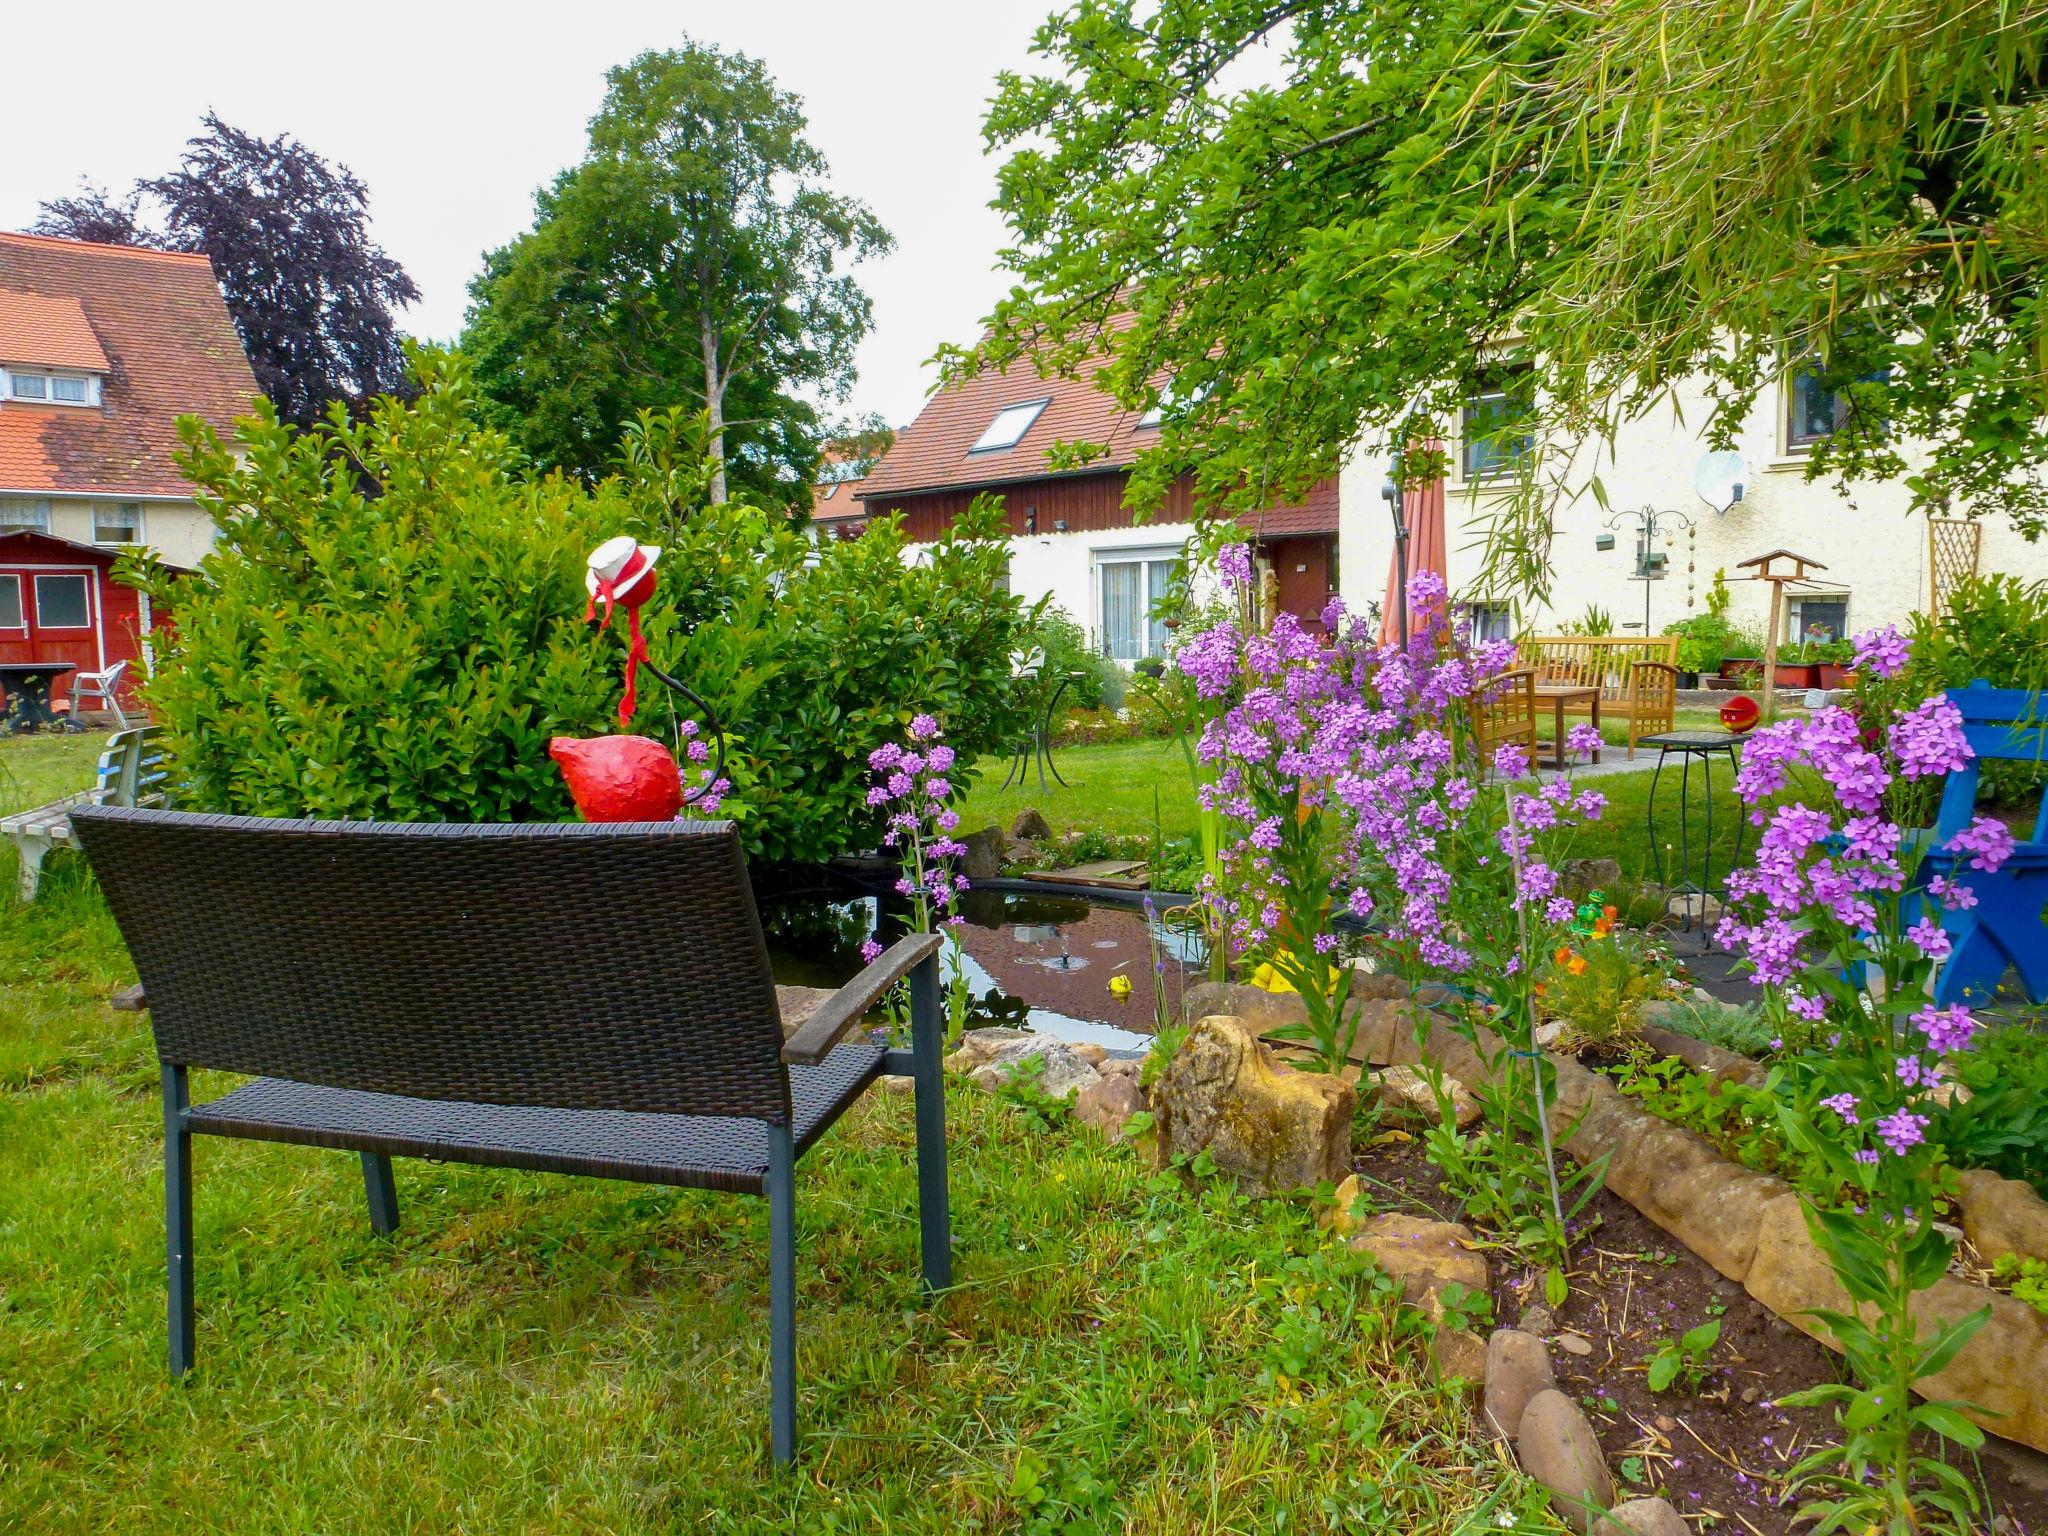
782,932,943,1067
110,983,149,1012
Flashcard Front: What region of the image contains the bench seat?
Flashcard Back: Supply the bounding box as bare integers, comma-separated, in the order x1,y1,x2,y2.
189,1039,887,1195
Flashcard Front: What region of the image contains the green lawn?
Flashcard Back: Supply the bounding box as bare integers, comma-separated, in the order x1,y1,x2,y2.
0,732,1546,1535
962,736,1751,894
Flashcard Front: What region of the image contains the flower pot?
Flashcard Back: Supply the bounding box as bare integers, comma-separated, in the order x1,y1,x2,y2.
1774,664,1820,688
1721,657,1763,680
1818,664,1853,690
1705,675,1741,692
1678,670,1701,689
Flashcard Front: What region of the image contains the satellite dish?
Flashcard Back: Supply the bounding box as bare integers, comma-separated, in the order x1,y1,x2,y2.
1694,450,1747,516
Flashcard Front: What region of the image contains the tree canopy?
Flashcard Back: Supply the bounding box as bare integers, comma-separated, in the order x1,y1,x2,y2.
463,41,891,506
959,0,2048,597
33,114,420,426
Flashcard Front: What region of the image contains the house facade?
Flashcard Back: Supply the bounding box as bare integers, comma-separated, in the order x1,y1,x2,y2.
1337,365,2048,650
0,231,256,707
856,352,1339,663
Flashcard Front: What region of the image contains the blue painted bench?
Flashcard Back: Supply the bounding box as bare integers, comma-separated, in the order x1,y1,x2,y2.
0,725,167,902
1925,682,2048,1007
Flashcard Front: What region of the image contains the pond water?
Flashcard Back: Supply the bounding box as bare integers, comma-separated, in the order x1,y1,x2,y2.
756,883,1207,1057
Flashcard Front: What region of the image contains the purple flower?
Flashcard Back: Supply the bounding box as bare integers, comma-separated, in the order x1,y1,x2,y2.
859,938,884,966
1928,874,1978,910
1851,624,1910,679
1820,1093,1859,1124
1854,1148,1882,1165
908,713,941,742
1912,1001,1979,1055
1566,722,1604,761
1874,1108,1931,1156
1891,695,1973,779
1947,815,2016,873
1218,542,1254,591
1493,742,1529,780
1787,992,1827,1022
1906,917,1951,960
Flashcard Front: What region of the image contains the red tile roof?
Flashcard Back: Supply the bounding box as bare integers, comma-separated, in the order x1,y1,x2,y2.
0,231,257,499
859,328,1164,501
811,462,868,523
0,291,111,372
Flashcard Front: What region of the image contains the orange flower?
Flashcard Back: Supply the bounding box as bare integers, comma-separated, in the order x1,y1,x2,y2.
1601,904,1618,921
1566,955,1588,976
1553,946,1572,966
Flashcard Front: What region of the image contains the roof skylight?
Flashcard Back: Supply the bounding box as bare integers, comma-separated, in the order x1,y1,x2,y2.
968,398,1050,455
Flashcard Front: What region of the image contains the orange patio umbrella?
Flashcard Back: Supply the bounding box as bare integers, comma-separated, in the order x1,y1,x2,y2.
1378,441,1450,648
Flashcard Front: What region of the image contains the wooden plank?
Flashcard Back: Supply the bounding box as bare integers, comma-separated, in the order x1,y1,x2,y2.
1036,861,1151,891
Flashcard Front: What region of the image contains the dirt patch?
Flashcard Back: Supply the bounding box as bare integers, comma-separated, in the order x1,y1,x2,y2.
1353,1135,2048,1533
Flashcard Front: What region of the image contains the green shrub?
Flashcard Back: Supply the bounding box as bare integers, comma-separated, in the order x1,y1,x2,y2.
134,353,1035,863
1651,996,1777,1057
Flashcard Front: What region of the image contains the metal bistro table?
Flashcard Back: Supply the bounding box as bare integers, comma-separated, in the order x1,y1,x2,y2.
1640,728,1746,934
0,662,77,734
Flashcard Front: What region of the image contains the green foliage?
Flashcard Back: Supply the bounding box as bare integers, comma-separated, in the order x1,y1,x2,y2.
1029,605,1122,712
1662,612,1739,678
134,354,1034,864
1991,1253,2048,1317
965,1,2048,604
1940,1022,2048,1194
1649,996,1778,1059
1536,929,1675,1050
463,39,889,503
1642,1318,1720,1394
1611,1057,1823,1188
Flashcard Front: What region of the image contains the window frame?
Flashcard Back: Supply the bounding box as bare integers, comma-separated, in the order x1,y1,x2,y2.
1467,601,1515,646
0,573,22,630
1786,594,1850,646
1095,547,1182,662
1459,368,1535,482
4,369,101,407
93,502,144,546
968,398,1051,456
32,571,94,631
0,498,52,534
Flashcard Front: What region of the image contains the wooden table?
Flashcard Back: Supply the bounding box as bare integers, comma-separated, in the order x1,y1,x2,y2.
0,662,76,733
1532,682,1601,768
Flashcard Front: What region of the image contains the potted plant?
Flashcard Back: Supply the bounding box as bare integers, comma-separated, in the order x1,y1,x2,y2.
1815,638,1855,690
1717,619,1769,686
1773,639,1823,689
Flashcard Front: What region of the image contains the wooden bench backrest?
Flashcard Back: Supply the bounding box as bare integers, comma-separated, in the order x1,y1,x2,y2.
1935,682,2048,846
1518,635,1681,698
71,808,794,1123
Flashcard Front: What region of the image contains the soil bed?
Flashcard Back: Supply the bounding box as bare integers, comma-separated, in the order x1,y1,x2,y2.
1352,1135,2048,1533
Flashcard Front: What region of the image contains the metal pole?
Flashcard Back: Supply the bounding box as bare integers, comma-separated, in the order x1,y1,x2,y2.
1384,458,1409,648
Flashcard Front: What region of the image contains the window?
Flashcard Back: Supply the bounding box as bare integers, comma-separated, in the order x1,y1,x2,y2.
1787,595,1849,645
1098,551,1179,661
0,576,20,629
1461,370,1534,479
1785,358,1889,451
4,370,97,405
969,399,1050,454
1136,401,1164,429
1468,602,1514,645
94,503,143,544
33,573,90,629
0,498,50,533
817,482,838,501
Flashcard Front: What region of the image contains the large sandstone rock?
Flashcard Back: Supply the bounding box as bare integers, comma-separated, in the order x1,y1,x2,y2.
1010,807,1052,840
1597,1497,1688,1536
1516,1389,1616,1533
1151,1016,1354,1196
1349,1213,1489,1320
1484,1329,1554,1440
1956,1168,2048,1265
1321,1172,1374,1237
1075,1058,1146,1141
1745,1192,2048,1453
1365,1064,1480,1128
1636,1020,1764,1085
948,1028,1103,1101
1430,1326,1488,1393
1179,982,1426,1066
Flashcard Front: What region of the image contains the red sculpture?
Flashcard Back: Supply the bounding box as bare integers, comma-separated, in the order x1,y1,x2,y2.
584,536,662,728
1720,695,1761,734
549,735,683,823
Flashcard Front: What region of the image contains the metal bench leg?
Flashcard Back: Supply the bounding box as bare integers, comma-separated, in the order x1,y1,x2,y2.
164,1065,195,1377
767,1120,797,1468
909,952,952,1295
360,1153,399,1235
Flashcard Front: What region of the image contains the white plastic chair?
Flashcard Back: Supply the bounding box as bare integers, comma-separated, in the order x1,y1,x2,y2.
67,659,130,731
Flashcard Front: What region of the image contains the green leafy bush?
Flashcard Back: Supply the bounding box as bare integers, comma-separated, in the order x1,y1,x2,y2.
1030,605,1124,713
1885,573,2048,809
135,353,1035,863
1650,996,1777,1057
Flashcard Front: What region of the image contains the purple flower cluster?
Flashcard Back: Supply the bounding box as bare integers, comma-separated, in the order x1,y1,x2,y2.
675,717,732,814
1851,624,1910,680
863,715,968,962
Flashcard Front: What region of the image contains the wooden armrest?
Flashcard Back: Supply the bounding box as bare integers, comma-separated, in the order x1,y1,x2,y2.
110,983,148,1012
782,933,942,1066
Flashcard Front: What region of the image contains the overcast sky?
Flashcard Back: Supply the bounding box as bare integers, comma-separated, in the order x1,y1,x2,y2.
1,0,1056,429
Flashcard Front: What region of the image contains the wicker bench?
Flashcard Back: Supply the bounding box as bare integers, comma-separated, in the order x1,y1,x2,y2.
1517,635,1680,758
1,726,167,901
71,807,951,1468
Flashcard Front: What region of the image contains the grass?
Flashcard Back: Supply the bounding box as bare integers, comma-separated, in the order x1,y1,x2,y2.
962,737,1751,891
0,732,1549,1535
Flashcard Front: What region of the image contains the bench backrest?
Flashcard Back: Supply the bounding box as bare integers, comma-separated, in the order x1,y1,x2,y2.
96,726,168,809
1518,635,1680,698
1934,682,2048,846
71,808,794,1123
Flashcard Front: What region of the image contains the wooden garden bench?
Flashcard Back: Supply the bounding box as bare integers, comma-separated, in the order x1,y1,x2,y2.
70,807,952,1468
1517,635,1680,758
1474,666,1537,776
1,725,167,901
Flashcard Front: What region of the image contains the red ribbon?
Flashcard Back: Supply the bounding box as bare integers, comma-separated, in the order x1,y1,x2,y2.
585,549,653,728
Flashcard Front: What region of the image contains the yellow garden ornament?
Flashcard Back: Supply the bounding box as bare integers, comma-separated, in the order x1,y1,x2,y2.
1108,973,1134,1001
